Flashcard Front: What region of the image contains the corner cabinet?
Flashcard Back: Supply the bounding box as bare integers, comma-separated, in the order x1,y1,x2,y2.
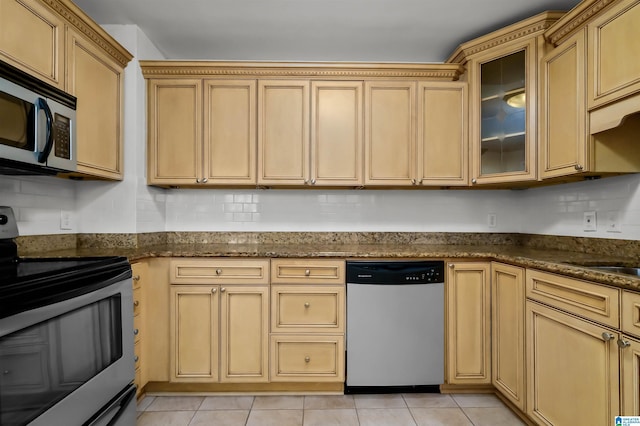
0,0,132,180
445,262,491,385
448,12,562,186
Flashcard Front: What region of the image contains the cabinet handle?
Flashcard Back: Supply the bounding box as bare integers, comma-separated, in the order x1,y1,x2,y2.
448,263,454,269
418,179,423,185
304,269,311,276
471,178,477,184
411,179,416,185
221,287,226,293
575,164,583,171
133,275,140,281
133,300,140,307
304,302,310,308
211,288,217,294
196,178,201,183
134,356,139,362
216,269,222,275
304,179,310,185
202,178,208,183
311,179,316,185
618,339,631,349
133,328,139,335
304,356,310,363
601,332,615,341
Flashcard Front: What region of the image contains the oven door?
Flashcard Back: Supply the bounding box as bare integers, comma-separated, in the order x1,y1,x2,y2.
0,277,134,426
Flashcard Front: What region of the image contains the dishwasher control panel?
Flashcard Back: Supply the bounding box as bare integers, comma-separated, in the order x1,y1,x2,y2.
346,261,444,284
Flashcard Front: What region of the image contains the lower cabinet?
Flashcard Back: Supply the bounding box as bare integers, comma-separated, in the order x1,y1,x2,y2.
445,262,491,385
131,261,148,396
491,262,525,411
621,336,640,415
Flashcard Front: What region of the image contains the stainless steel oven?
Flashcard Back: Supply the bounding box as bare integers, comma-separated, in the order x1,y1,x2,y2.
0,207,135,426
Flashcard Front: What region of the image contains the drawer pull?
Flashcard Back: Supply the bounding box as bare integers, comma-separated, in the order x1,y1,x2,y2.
133,275,140,281
216,269,222,275
304,269,311,276
602,332,615,341
304,356,310,363
134,356,139,362
212,288,217,294
221,287,226,293
133,328,139,335
618,339,631,349
304,302,310,308
133,300,140,307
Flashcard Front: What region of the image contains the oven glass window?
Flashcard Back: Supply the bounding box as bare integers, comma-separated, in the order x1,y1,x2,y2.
0,295,122,426
0,91,35,150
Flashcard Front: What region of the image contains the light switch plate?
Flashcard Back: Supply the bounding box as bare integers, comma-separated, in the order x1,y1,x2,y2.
604,210,622,233
583,211,597,232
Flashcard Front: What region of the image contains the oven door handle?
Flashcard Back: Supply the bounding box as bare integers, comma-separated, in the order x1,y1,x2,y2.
83,384,136,426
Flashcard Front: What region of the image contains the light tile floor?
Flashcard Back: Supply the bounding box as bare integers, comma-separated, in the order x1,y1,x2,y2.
136,393,526,426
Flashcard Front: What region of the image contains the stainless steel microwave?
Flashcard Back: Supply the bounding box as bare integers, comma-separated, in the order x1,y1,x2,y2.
0,60,77,175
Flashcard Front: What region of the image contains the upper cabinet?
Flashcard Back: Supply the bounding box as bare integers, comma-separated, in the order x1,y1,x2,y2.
541,0,640,181
448,12,563,186
0,0,132,180
141,62,463,188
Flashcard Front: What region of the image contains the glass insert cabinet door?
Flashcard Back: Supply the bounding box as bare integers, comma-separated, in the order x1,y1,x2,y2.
471,39,536,184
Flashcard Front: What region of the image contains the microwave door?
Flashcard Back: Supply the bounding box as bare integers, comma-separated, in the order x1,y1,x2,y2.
0,79,40,165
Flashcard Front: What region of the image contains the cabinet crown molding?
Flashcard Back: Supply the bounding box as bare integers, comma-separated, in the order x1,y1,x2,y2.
139,61,463,80
446,11,565,64
42,0,133,66
544,0,617,45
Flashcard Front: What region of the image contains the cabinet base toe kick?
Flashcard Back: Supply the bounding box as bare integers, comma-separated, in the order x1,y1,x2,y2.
143,382,345,394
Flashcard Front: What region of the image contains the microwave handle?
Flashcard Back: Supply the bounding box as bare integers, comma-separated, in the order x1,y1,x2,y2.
36,98,54,163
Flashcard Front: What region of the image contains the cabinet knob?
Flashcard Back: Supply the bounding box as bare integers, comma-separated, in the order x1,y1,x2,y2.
304,302,310,308
3,370,9,375
411,179,417,185
304,356,310,363
134,328,139,335
471,178,477,184
304,179,310,185
618,339,631,349
418,179,423,185
221,287,226,293
133,275,140,281
448,263,454,269
216,269,222,275
201,178,208,183
196,178,201,183
304,269,311,276
133,300,140,307
574,164,583,171
311,179,316,185
134,356,139,362
211,288,217,294
601,332,615,341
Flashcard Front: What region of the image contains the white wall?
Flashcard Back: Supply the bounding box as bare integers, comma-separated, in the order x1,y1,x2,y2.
1,24,639,241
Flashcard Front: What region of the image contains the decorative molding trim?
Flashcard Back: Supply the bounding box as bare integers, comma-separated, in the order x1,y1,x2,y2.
41,0,133,66
446,11,565,64
140,61,464,80
546,0,617,45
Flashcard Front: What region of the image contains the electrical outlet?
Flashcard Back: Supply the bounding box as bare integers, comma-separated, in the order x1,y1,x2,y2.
488,213,497,228
604,210,622,233
60,210,73,230
583,211,597,232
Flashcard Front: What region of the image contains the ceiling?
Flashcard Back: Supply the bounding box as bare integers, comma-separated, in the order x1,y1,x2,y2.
73,0,581,62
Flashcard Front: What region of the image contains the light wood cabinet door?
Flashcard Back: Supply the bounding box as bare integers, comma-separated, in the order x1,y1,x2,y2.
364,81,416,185
219,285,269,383
258,80,310,185
491,263,525,411
147,79,202,185
526,301,620,425
588,0,640,109
170,286,219,382
270,334,345,382
66,28,125,180
203,80,257,185
131,262,148,396
539,30,587,180
621,335,640,415
445,262,491,384
311,81,363,186
417,82,468,186
0,0,63,88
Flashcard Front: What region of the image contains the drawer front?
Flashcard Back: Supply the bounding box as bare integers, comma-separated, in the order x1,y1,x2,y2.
526,269,620,328
270,259,345,284
623,290,640,339
270,335,344,382
170,259,269,284
271,286,345,333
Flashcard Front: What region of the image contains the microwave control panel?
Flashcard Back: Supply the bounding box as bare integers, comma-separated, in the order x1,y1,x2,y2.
53,114,71,160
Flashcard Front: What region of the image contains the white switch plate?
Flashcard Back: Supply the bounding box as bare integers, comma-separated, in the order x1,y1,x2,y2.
60,210,73,230
604,210,622,233
488,213,497,228
583,211,597,232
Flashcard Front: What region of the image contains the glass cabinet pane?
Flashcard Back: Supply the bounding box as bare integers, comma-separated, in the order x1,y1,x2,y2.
480,50,526,175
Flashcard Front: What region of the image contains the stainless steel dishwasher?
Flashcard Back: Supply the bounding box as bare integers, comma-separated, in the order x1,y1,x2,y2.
345,260,444,393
